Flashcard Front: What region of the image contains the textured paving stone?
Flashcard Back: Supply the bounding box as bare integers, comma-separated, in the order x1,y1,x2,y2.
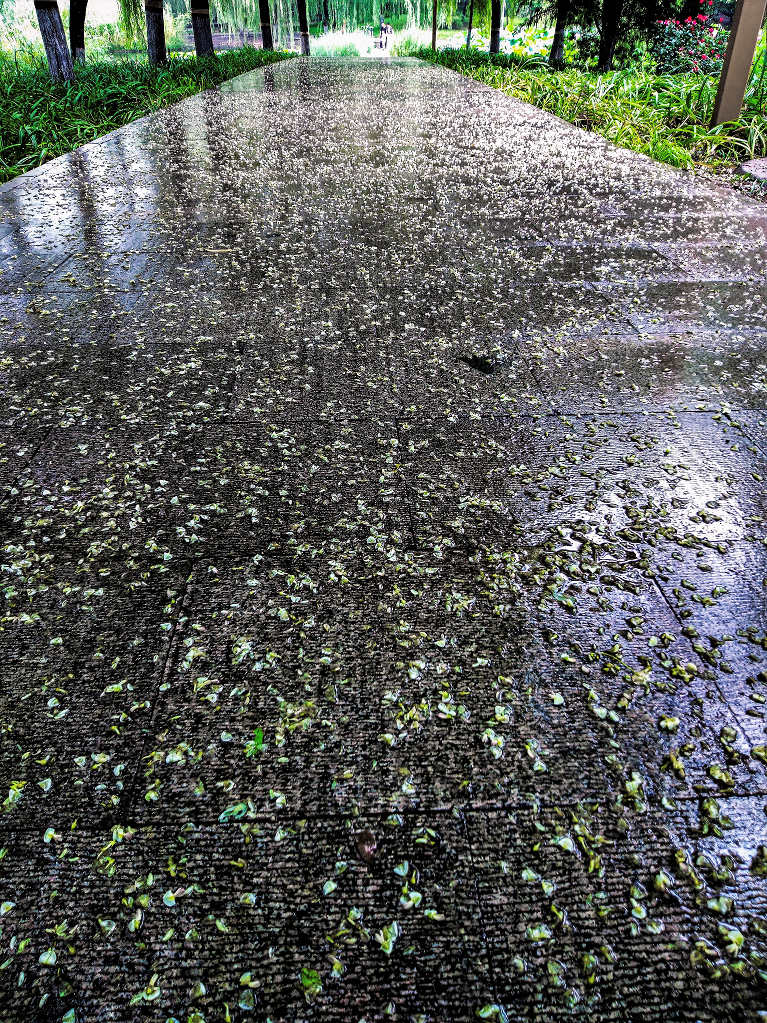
608,280,767,339
741,156,767,182
653,541,767,753
0,418,409,561
468,798,767,1021
729,409,767,455
0,422,51,491
399,412,767,544
2,55,767,1020
0,557,191,831
525,330,767,413
0,814,493,1022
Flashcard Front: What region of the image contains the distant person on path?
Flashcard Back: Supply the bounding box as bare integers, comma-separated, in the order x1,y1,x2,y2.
379,20,393,47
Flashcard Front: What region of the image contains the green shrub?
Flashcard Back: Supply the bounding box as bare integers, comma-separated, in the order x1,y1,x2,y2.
313,41,361,56
393,34,427,56
651,8,728,75
0,47,294,184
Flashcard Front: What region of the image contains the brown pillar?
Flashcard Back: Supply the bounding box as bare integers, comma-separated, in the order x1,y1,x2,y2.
711,0,767,126
431,0,437,50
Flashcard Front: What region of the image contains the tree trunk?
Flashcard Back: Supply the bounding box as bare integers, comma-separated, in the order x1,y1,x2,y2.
69,0,87,62
191,0,215,55
489,0,501,53
297,0,310,53
34,0,75,80
597,0,623,72
259,0,274,48
431,0,437,49
466,0,474,47
549,0,568,67
144,0,167,65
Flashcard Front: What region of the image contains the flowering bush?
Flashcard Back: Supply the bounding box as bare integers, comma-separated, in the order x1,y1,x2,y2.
652,0,728,75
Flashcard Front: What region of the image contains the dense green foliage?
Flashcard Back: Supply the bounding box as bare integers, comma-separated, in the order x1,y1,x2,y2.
651,9,728,75
406,45,767,168
0,47,292,184
517,0,732,73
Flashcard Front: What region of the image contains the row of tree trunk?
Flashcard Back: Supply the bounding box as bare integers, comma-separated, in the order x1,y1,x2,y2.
463,0,760,123
476,0,625,72
34,0,310,80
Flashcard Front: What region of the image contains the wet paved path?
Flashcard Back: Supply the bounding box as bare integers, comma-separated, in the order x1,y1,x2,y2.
1,55,767,1022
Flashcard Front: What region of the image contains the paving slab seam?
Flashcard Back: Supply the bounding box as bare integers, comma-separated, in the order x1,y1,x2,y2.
646,572,766,744
5,792,767,842
117,565,199,823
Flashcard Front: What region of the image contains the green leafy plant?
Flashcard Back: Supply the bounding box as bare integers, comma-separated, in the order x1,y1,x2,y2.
299,966,322,1002
651,6,728,76
245,726,264,757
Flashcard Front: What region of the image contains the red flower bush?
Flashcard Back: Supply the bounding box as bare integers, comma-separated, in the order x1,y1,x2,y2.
651,0,727,75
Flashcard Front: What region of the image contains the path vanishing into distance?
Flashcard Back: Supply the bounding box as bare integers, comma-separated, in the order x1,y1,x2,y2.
1,55,767,1022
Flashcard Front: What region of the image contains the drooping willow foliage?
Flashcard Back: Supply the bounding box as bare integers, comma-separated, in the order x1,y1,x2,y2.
212,0,460,37
115,0,461,49
116,0,148,42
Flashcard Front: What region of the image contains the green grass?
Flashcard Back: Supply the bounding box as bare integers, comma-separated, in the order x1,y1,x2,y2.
0,47,294,184
405,46,767,170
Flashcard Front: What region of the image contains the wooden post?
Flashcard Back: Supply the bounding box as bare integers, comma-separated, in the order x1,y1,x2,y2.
144,0,167,65
34,0,75,80
431,0,437,50
259,0,274,49
191,0,215,56
711,0,767,125
297,0,311,54
466,0,474,48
